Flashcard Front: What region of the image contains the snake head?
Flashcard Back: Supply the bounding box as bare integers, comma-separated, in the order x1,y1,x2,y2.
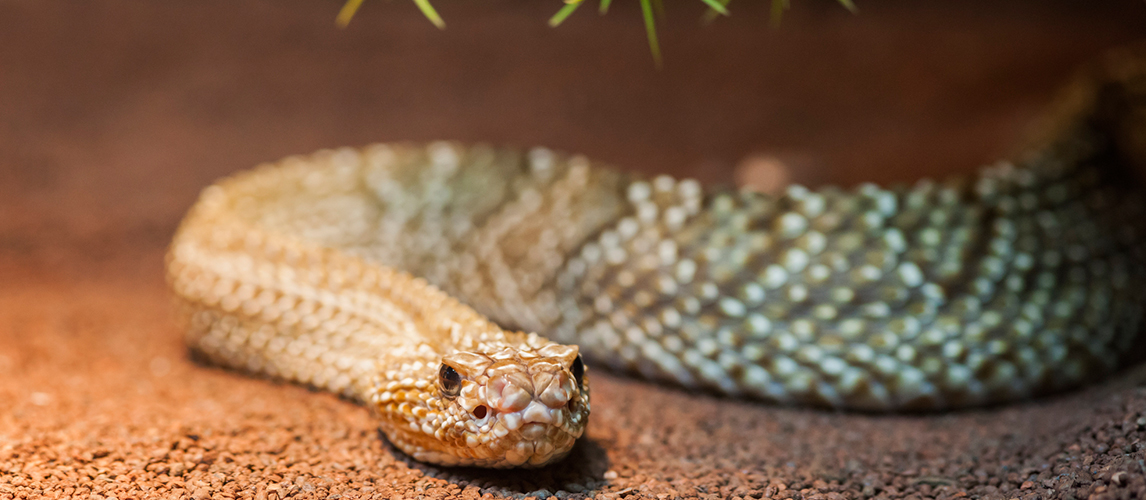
370,342,590,468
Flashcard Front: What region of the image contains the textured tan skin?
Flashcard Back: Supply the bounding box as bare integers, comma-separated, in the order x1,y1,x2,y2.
167,45,1146,468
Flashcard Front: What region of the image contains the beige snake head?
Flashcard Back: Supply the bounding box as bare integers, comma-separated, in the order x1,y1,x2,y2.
369,342,590,468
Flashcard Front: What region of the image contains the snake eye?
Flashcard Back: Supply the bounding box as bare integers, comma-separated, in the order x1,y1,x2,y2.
438,364,461,397
571,355,584,388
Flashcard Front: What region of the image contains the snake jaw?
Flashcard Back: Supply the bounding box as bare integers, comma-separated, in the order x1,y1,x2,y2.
369,344,590,468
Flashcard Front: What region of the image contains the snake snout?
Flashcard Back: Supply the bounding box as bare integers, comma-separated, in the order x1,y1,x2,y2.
533,370,574,409
487,372,533,413
483,367,575,433
522,400,557,424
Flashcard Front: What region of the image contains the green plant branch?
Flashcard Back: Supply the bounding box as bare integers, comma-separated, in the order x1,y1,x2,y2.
339,0,857,61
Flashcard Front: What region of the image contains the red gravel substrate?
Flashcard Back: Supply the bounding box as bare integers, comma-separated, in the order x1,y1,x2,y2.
2,1,1146,498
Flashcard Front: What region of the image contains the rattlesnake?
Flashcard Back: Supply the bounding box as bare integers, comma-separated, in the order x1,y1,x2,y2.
166,46,1146,468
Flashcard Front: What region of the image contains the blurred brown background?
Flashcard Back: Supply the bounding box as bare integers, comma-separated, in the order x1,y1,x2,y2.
2,1,1145,499
3,1,1144,282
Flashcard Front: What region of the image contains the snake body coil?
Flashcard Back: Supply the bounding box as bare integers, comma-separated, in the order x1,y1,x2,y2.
167,47,1146,468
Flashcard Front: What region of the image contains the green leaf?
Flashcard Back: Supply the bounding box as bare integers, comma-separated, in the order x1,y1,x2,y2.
550,0,585,27
769,0,790,28
698,0,729,16
412,0,446,29
701,0,732,24
336,0,367,27
639,0,662,67
336,0,861,64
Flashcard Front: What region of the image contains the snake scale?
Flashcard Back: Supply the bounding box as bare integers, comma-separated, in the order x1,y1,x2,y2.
167,46,1146,468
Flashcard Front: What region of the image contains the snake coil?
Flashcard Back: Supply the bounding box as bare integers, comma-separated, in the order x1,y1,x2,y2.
167,45,1146,468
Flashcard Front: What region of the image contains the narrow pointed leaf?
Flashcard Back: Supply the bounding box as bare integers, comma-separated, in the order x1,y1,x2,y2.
769,0,790,27
599,0,613,14
336,0,366,27
639,0,662,67
549,0,584,27
698,0,729,16
701,0,731,23
412,0,446,29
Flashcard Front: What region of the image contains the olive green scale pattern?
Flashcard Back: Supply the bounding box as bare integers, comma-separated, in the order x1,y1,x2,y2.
547,145,1146,410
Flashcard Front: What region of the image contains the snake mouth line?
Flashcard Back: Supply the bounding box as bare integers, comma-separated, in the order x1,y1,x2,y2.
485,403,584,440
498,422,581,467
477,402,586,466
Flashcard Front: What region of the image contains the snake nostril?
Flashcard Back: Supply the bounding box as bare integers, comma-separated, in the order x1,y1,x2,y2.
472,405,488,419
